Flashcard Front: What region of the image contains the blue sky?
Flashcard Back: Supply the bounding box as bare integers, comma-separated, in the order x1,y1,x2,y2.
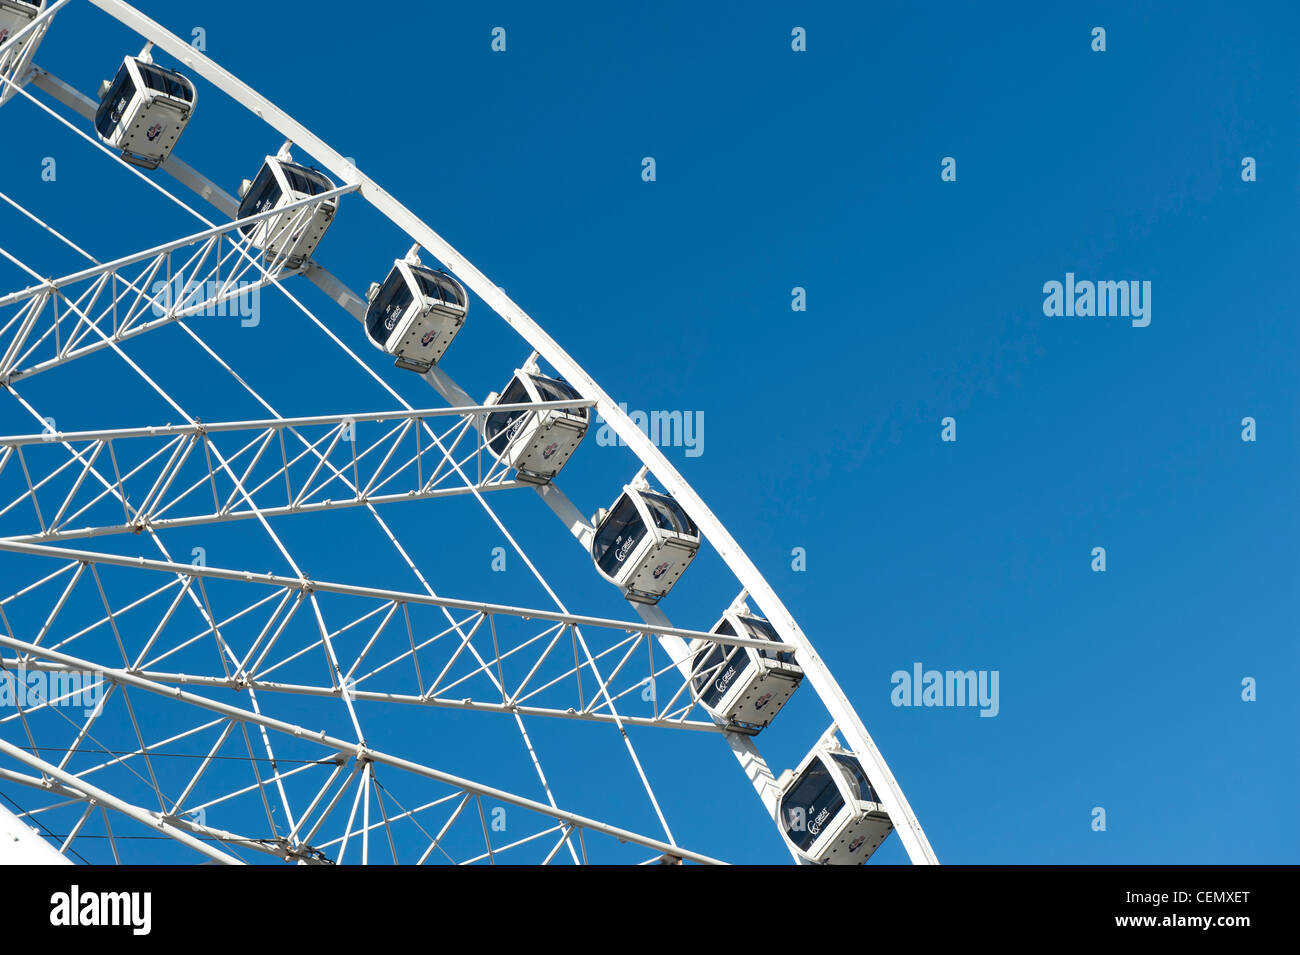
0,0,1296,864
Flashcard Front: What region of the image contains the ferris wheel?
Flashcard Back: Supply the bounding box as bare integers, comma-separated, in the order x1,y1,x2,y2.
0,0,938,865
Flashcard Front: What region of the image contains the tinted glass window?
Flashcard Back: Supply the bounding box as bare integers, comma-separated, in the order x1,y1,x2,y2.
531,375,587,420
643,498,672,531
591,494,646,577
781,760,845,851
136,63,164,92
739,615,796,664
413,271,443,301
136,62,192,101
692,627,749,708
831,754,880,804
94,65,136,138
236,164,281,234
640,492,696,536
412,270,463,308
277,163,333,197
439,276,463,306
485,377,531,456
364,269,413,345
282,167,314,196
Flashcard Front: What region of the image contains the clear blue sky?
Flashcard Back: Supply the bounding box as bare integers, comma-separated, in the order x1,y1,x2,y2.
0,0,1296,864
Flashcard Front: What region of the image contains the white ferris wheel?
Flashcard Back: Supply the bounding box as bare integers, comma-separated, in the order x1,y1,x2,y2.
0,0,938,865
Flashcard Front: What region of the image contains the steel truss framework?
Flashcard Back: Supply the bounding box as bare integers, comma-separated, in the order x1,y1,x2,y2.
0,539,787,730
0,0,939,865
0,0,67,106
0,403,587,542
0,184,353,385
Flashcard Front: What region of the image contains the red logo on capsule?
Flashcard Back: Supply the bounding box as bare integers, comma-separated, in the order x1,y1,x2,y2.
652,562,670,579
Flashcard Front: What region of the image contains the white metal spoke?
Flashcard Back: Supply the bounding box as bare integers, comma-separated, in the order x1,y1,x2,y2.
0,541,778,734
0,631,726,864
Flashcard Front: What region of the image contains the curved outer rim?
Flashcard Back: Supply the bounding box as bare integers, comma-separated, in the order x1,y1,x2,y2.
60,0,938,865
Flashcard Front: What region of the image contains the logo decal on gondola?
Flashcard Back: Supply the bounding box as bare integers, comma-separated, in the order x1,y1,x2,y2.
146,123,164,141
420,329,437,347
714,665,737,693
614,537,636,562
754,692,773,711
541,441,558,460
652,561,670,579
0,29,9,43
383,307,401,332
848,836,866,853
808,807,832,836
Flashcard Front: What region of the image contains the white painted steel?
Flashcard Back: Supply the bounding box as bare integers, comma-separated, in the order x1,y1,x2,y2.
0,0,937,864
0,800,72,864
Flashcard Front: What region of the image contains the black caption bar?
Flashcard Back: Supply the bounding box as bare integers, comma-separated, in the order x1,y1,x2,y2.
0,864,1285,943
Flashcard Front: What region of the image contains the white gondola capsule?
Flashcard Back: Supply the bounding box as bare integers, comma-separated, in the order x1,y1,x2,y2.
93,55,196,169
483,357,588,484
0,1,44,75
777,745,893,865
688,608,802,729
364,251,468,373
590,474,699,604
235,151,337,267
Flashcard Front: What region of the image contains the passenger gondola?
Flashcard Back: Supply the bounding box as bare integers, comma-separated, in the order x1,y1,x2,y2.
364,249,468,373
590,471,699,604
688,604,802,729
483,356,589,484
236,147,337,267
777,744,893,865
0,1,44,75
94,52,196,168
